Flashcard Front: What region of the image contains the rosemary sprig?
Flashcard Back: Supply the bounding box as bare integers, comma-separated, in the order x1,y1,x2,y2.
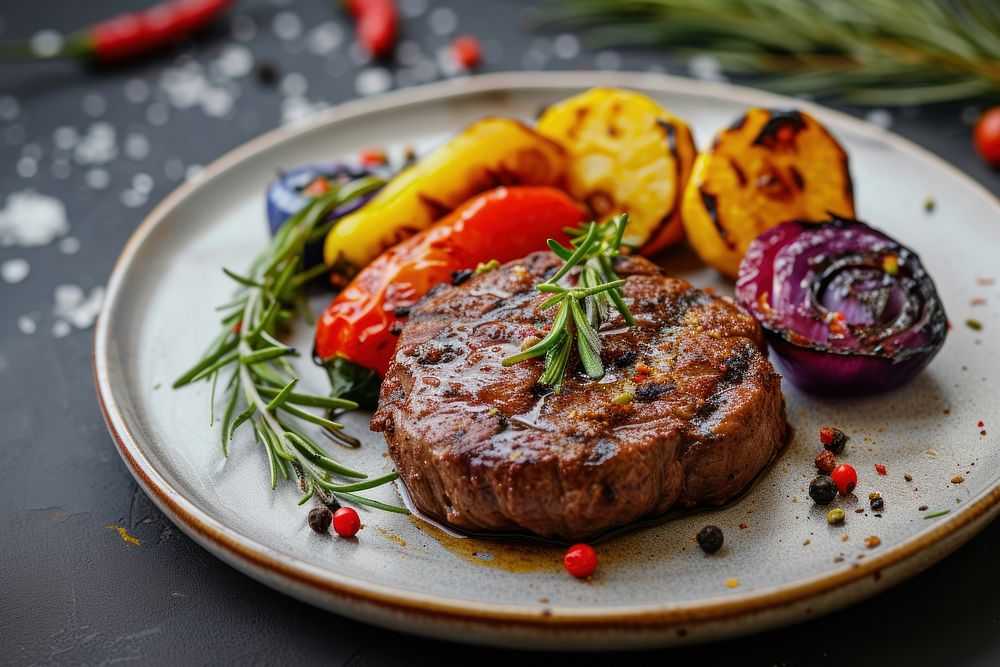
502,214,634,391
174,176,408,514
546,0,1000,106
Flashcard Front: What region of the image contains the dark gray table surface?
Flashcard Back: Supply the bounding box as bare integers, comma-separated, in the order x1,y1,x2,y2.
2,1,999,665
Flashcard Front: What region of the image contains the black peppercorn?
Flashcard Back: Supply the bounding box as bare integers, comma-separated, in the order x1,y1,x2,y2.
308,507,333,534
451,269,474,286
696,525,724,554
870,497,884,511
820,427,848,454
809,475,838,505
394,305,411,318
255,61,279,86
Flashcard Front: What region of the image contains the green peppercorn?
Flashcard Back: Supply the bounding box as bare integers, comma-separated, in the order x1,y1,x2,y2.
827,508,846,525
612,391,634,405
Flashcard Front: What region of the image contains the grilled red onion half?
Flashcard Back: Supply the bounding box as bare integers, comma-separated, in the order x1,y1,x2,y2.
264,162,387,271
736,218,947,395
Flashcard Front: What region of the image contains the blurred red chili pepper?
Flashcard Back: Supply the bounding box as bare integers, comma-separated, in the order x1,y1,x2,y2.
345,0,398,58
314,186,585,376
0,0,236,63
91,0,238,61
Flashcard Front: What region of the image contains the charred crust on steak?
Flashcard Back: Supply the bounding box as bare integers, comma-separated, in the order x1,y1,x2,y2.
634,383,674,402
373,252,787,541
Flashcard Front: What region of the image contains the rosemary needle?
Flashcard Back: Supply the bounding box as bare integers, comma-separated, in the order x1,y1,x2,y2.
174,176,407,514
503,214,635,390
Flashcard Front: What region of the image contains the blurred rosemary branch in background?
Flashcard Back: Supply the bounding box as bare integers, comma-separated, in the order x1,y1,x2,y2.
547,0,1000,105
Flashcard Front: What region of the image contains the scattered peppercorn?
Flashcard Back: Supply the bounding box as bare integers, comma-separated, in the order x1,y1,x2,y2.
332,507,361,537
394,305,411,318
815,450,837,474
831,464,858,496
563,543,598,578
965,318,983,331
871,497,885,511
308,507,333,534
475,259,501,274
450,268,474,285
255,60,279,86
827,508,846,525
904,473,913,482
951,475,965,484
697,525,724,554
874,463,887,475
809,475,838,505
819,426,848,454
924,197,936,212
612,391,634,405
864,536,881,549
918,505,928,511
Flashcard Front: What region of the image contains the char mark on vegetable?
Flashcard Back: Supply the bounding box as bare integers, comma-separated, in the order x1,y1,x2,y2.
728,157,747,187
754,109,806,148
699,189,734,249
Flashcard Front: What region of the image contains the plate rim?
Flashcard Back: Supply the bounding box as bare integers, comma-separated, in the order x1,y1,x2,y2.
94,70,1000,634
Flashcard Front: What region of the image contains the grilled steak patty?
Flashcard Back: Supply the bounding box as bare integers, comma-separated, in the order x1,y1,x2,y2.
372,252,787,541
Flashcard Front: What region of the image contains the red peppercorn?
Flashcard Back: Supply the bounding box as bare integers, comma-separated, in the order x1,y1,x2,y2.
302,176,332,197
451,35,483,70
815,450,837,475
333,507,361,537
358,147,387,167
831,464,858,496
874,463,887,476
563,543,598,579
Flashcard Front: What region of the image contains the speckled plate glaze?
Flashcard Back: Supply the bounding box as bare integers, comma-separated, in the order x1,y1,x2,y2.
94,72,1000,649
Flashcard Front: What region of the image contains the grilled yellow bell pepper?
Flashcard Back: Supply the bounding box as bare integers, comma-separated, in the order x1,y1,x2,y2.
323,118,567,274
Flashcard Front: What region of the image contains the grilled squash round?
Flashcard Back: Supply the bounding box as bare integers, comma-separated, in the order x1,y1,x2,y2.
682,108,856,279
536,88,696,252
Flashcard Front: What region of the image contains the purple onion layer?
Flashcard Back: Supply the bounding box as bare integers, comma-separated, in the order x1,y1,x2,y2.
736,217,947,396
266,162,382,269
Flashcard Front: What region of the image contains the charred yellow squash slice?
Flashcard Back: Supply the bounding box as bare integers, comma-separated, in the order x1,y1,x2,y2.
324,118,567,275
536,88,696,252
682,108,855,279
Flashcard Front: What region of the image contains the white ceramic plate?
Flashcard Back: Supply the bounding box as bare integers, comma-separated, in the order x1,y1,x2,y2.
94,72,1000,649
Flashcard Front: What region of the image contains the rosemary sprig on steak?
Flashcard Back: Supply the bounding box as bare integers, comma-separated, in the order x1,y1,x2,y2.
502,214,635,390
174,178,407,514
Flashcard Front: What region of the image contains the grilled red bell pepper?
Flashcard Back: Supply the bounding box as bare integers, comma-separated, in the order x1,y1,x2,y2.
314,186,584,376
